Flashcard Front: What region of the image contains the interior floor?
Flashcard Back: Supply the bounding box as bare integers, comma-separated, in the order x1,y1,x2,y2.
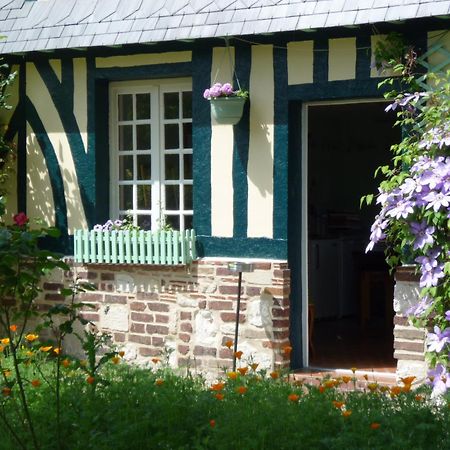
309,316,396,372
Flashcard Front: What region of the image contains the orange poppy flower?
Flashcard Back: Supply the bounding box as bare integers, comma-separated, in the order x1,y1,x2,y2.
234,351,243,360
367,383,378,392
1,338,10,345
62,359,70,368
270,371,279,380
236,386,247,395
31,379,41,388
2,387,11,396
250,363,259,371
53,348,61,355
3,370,11,377
342,410,352,418
318,386,325,394
152,358,160,364
342,376,352,384
210,382,225,391
0,345,4,352
209,419,216,428
282,345,293,355
400,376,416,386
370,422,381,430
363,374,369,381
86,376,95,385
215,393,224,401
111,356,120,364
237,367,248,376
332,401,345,409
9,325,17,332
227,371,238,380
39,346,52,352
25,334,38,343
379,385,389,393
224,340,233,349
351,367,357,374
402,384,412,393
118,351,125,357
155,378,164,386
324,379,338,389
390,386,402,397
415,395,424,402
288,393,300,402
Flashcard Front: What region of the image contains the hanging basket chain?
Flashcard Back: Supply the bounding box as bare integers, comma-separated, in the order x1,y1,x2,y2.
212,37,243,92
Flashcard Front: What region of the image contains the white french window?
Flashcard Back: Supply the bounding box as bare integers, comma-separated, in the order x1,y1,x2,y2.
109,79,193,230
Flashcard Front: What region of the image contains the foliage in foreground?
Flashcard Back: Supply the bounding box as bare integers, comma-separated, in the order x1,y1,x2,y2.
1,361,450,450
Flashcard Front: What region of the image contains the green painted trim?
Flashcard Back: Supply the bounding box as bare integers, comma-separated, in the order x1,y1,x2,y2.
25,97,68,233
287,101,304,369
196,235,287,259
233,45,251,238
273,46,288,242
95,62,192,81
17,62,27,214
192,46,212,237
313,38,328,83
34,60,96,228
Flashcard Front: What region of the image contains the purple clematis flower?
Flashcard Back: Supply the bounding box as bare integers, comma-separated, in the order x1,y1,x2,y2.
427,364,450,396
409,221,435,250
427,326,450,353
445,311,450,322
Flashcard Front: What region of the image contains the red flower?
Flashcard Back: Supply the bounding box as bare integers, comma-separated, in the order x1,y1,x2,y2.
13,212,29,227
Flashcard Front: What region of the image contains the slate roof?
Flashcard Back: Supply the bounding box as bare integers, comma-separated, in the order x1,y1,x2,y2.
0,0,449,54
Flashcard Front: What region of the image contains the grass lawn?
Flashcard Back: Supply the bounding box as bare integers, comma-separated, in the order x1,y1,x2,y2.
1,362,449,449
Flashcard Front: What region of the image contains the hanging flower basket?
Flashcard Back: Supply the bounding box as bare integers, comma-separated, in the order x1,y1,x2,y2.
204,83,248,125
210,96,246,125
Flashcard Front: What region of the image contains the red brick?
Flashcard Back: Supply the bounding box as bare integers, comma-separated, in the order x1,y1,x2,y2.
36,303,51,311
129,334,152,345
215,267,236,276
45,293,64,302
155,314,169,324
272,308,289,318
100,273,115,281
219,349,232,359
264,287,289,296
43,282,64,291
253,262,272,270
104,295,127,304
273,269,290,279
130,323,145,333
273,319,290,328
178,345,190,355
131,312,153,323
180,311,192,320
152,336,164,347
139,347,160,357
219,285,240,295
393,315,409,326
79,293,103,302
246,286,261,296
99,283,114,292
147,302,169,312
130,302,146,311
114,332,126,342
273,330,289,340
194,346,216,357
221,313,245,323
80,313,99,322
394,341,425,352
180,322,193,333
136,292,159,300
179,333,191,343
209,301,233,311
199,300,206,309
146,324,169,335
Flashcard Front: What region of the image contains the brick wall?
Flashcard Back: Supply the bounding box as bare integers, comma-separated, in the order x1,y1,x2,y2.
39,259,291,374
393,266,428,383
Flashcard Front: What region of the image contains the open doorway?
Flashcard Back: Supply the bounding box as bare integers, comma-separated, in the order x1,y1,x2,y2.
306,101,400,371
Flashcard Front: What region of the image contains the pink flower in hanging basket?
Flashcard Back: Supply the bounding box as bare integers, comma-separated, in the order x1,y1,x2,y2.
203,82,248,100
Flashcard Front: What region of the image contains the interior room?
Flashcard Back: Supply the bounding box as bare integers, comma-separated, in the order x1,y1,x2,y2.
307,101,400,371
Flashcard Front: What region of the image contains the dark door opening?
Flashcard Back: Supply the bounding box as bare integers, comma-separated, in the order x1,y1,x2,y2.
307,101,400,371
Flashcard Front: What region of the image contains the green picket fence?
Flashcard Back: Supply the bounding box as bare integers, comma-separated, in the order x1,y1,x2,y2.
73,229,197,265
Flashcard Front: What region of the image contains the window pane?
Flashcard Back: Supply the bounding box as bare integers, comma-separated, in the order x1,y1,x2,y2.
136,124,151,150
165,185,180,210
165,215,179,230
119,155,133,181
164,92,179,119
136,93,151,120
184,215,193,230
137,185,151,209
182,91,192,119
183,123,192,149
119,125,133,151
183,154,192,179
165,154,179,181
164,124,179,149
184,185,193,210
118,94,133,121
119,185,133,210
137,155,151,180
137,215,152,230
